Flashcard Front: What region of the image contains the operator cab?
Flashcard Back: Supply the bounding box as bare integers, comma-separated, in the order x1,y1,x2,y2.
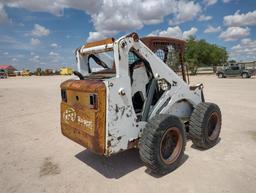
141,37,189,84
74,36,191,121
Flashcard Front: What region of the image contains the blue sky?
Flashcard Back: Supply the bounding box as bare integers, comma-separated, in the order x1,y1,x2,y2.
0,0,256,71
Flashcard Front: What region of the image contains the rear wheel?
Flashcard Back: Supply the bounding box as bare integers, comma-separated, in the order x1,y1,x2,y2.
242,73,249,78
218,73,224,78
139,114,186,174
189,102,222,149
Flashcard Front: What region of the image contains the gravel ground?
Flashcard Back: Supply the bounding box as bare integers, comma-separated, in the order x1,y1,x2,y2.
0,75,255,193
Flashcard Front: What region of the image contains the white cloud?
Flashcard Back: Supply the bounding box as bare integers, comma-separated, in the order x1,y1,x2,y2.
198,14,212,21
0,3,8,24
58,0,102,15
159,26,183,38
203,0,218,6
156,26,198,40
31,24,50,37
50,43,59,48
219,27,250,41
90,0,200,35
12,58,18,62
230,38,256,61
89,0,200,32
240,38,256,47
2,0,202,41
87,32,107,42
5,0,64,16
232,38,256,50
91,1,142,33
224,10,256,27
49,52,59,56
30,38,41,46
137,1,173,25
169,1,201,25
3,52,9,55
204,25,222,33
183,27,198,39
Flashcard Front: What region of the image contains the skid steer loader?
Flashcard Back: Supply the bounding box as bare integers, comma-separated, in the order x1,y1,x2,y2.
60,32,222,174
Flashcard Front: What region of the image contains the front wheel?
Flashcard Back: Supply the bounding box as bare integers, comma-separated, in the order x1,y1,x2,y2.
242,73,249,78
189,102,222,149
139,115,186,175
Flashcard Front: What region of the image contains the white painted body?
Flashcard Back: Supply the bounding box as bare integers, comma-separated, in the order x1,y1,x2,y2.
76,34,203,155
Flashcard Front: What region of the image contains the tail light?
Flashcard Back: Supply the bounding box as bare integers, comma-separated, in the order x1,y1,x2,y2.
61,89,67,102
89,94,98,109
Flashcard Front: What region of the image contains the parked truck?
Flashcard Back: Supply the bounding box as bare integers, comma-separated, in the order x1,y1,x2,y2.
216,64,255,78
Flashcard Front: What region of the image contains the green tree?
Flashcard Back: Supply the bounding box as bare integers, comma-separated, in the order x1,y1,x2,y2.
228,59,236,64
185,37,228,74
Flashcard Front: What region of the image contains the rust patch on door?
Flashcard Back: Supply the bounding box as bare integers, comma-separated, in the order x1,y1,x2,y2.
60,79,106,155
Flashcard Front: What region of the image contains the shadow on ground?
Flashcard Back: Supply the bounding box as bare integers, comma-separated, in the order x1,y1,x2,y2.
76,148,189,179
190,137,222,151
75,148,143,179
146,154,189,178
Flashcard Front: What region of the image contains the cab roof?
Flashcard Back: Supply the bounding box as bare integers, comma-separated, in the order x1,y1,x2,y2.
82,33,186,52
141,36,186,52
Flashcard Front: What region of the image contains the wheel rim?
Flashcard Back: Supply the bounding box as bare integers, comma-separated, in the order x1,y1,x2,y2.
207,112,221,141
160,127,183,165
218,74,222,78
242,73,247,78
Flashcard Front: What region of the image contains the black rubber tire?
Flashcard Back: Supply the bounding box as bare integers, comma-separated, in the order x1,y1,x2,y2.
189,102,222,149
217,73,224,78
242,73,249,78
139,114,186,175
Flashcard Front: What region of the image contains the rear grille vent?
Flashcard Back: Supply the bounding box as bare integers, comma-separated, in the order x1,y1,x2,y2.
89,94,98,109
61,89,67,102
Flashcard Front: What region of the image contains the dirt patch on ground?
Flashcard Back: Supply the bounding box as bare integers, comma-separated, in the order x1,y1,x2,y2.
248,131,256,141
39,157,61,177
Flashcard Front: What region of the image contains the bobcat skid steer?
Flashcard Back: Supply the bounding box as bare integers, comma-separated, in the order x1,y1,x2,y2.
60,32,222,174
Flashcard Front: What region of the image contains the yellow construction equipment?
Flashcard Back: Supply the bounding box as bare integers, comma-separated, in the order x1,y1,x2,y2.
21,69,31,76
60,67,73,75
